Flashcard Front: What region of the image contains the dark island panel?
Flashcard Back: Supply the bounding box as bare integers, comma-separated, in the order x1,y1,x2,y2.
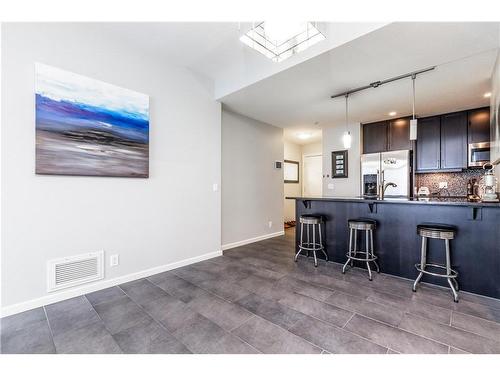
294,198,500,299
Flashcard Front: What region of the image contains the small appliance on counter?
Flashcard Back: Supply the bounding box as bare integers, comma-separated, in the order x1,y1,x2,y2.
467,178,481,202
417,186,430,197
481,163,499,202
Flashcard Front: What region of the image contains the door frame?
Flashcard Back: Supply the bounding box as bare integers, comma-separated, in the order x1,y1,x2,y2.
301,153,323,196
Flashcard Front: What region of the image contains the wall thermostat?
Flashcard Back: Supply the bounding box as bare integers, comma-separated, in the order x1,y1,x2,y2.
274,161,282,169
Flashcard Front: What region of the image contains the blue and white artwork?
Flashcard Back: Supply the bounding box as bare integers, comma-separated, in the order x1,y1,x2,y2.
35,63,149,177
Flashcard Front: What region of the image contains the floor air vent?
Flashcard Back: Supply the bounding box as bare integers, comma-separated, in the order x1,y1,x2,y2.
47,251,104,292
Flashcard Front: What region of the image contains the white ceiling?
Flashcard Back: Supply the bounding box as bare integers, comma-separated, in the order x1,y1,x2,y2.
220,22,500,144
96,22,387,98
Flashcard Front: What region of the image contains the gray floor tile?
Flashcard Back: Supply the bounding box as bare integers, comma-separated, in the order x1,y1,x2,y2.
45,296,100,337
53,321,121,354
406,300,452,325
119,278,169,305
460,292,500,310
112,318,190,354
449,346,470,354
171,312,256,354
236,274,283,300
185,291,254,331
93,295,149,335
86,286,125,306
0,307,46,334
172,265,219,285
232,315,321,354
278,291,353,328
276,276,334,301
325,291,404,326
345,314,448,354
452,300,500,324
198,278,251,302
289,316,387,354
149,273,208,303
236,293,307,330
399,313,500,354
1,319,55,354
366,289,452,325
140,295,200,332
451,311,500,342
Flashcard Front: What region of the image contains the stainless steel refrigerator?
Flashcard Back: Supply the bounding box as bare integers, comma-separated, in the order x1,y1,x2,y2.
360,150,411,198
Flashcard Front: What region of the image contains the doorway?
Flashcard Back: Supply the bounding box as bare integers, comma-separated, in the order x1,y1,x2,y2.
302,154,323,197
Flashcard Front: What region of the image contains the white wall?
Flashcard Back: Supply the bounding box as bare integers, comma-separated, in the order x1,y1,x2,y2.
1,23,221,315
322,124,361,196
222,109,284,247
302,142,322,156
283,141,302,222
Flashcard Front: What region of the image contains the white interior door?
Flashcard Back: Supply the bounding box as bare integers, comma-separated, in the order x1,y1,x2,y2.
303,155,323,197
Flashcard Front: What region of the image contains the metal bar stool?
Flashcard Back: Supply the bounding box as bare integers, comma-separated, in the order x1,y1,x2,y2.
412,223,459,302
342,218,379,280
294,214,328,267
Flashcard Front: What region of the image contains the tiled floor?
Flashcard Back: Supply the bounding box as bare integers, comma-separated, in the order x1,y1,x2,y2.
2,228,500,354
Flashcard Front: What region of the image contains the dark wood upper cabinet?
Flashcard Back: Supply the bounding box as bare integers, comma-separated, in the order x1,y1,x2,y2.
388,117,411,151
440,111,467,170
416,116,441,172
363,121,387,154
468,107,490,144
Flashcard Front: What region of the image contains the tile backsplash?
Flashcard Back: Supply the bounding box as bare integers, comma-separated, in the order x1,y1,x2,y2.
416,169,485,196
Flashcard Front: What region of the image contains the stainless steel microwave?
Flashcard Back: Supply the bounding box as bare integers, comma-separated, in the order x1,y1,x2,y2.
468,142,491,167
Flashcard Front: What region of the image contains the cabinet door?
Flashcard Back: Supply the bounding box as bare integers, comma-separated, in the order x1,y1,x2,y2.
468,107,490,144
416,116,441,171
441,111,467,170
363,121,387,154
388,117,411,151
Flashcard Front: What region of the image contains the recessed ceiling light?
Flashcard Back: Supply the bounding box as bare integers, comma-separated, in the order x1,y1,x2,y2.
296,132,312,140
484,92,492,98
389,111,397,116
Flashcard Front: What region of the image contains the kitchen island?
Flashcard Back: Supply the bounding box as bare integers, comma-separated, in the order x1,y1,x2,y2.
289,196,500,299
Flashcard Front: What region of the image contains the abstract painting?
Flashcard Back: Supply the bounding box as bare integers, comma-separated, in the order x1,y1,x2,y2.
35,63,149,177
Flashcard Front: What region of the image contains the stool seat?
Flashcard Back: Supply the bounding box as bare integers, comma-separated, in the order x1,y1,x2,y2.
348,218,376,230
348,218,376,224
300,215,323,225
417,223,457,232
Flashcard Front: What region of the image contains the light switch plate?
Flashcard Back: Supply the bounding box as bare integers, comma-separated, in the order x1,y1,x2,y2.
328,183,334,190
212,183,219,192
110,254,119,267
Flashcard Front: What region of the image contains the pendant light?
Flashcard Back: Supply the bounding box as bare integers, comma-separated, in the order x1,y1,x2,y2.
409,74,418,140
342,94,352,149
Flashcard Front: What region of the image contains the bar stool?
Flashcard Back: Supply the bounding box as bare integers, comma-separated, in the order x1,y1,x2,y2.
342,218,379,280
413,223,459,302
294,214,328,267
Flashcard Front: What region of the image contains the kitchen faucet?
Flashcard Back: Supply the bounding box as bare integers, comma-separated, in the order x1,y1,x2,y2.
380,182,398,199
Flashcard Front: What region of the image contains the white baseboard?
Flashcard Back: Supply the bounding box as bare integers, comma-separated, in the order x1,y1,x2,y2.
0,250,222,318
221,231,285,251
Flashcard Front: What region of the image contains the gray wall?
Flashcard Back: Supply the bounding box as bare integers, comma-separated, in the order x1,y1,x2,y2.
1,23,221,315
222,109,284,247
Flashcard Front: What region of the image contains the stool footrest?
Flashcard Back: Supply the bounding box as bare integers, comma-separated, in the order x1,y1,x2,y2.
345,251,378,262
414,263,458,278
299,244,324,252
